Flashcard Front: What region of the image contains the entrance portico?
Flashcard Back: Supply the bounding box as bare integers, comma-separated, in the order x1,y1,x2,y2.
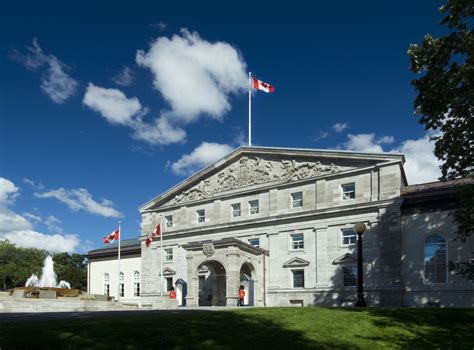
182,238,268,307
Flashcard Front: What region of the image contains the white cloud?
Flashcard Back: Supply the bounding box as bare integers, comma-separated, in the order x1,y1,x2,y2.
83,84,185,145
83,83,145,126
112,66,134,86
393,134,441,185
332,122,349,133
0,177,79,253
150,22,168,31
3,230,80,253
342,133,385,152
170,142,234,176
314,130,329,141
136,28,247,123
10,39,77,103
34,187,121,218
339,133,441,185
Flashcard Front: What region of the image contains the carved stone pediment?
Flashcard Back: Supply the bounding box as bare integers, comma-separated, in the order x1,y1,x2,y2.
162,267,176,276
169,156,340,206
332,253,357,265
283,257,310,268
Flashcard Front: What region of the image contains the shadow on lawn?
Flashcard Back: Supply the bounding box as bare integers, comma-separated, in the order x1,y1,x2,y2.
344,308,474,349
0,310,357,350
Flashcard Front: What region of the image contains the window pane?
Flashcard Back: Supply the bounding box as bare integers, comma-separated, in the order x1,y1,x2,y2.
342,229,356,245
424,235,447,284
343,266,357,286
197,210,205,222
292,234,304,250
248,238,260,248
293,270,304,288
166,215,173,228
249,200,259,214
291,192,303,208
232,203,241,217
342,183,355,200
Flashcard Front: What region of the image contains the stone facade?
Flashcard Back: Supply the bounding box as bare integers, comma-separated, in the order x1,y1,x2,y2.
87,147,474,308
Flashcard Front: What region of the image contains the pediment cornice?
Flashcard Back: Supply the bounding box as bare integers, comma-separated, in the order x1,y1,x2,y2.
283,257,310,268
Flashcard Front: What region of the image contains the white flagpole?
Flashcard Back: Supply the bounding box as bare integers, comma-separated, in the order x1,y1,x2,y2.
248,71,252,147
117,221,121,302
160,215,163,300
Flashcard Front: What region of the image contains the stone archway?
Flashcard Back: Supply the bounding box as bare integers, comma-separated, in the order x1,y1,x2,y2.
196,260,227,306
240,262,256,306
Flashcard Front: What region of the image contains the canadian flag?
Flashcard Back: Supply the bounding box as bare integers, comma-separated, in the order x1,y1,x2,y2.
146,224,161,248
252,77,275,93
102,229,119,244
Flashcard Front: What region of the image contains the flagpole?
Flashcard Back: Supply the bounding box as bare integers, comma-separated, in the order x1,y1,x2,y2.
117,221,121,302
248,71,252,147
160,215,163,300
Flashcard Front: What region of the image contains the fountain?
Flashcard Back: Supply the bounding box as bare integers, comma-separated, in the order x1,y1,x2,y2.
25,255,71,289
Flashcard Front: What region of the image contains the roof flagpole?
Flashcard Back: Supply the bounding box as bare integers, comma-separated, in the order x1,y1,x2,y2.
248,71,252,147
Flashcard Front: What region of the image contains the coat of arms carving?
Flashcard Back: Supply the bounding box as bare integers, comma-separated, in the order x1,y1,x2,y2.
203,243,215,256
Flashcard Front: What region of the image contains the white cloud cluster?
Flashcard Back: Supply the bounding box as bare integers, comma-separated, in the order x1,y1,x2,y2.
10,39,77,104
83,83,185,145
112,66,134,86
342,133,395,153
394,134,442,184
332,122,349,133
0,178,79,252
170,142,234,176
84,30,246,146
339,133,441,184
136,29,247,123
34,187,122,218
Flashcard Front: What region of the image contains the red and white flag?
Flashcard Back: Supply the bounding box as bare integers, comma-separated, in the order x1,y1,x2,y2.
102,229,119,244
252,77,275,93
146,223,161,248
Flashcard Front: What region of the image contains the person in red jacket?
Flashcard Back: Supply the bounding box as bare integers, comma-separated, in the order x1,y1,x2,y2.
169,287,176,299
238,285,245,306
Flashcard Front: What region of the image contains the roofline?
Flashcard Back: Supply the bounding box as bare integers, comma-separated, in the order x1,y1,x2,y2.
139,145,406,212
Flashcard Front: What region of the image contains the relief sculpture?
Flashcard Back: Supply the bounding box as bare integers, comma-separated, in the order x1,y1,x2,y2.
170,156,340,205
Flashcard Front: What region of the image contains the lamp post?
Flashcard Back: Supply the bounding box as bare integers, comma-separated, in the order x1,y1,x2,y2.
353,222,367,307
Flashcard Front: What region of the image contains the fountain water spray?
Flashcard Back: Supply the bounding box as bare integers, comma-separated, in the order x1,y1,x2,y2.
25,255,71,289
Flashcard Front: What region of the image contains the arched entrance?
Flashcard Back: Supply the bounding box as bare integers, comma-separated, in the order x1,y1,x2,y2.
240,262,256,306
197,260,227,306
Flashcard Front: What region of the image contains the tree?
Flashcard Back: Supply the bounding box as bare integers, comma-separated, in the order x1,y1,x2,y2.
408,0,474,279
53,252,88,290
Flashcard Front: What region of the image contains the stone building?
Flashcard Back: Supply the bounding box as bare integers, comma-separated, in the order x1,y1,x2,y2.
87,146,474,307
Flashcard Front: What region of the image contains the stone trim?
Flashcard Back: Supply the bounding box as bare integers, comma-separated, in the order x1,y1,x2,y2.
283,257,310,268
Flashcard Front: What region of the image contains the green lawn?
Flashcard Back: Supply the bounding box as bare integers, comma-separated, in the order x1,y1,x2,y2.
0,307,473,349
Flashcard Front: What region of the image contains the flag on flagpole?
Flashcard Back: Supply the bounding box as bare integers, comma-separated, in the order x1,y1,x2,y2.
146,223,161,247
252,77,275,93
102,229,119,244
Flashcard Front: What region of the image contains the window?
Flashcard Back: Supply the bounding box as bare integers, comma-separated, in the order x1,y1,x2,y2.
165,248,173,262
248,238,260,248
134,271,140,297
291,233,304,250
166,277,173,292
292,270,305,288
291,192,303,208
119,272,124,297
249,200,259,215
165,215,173,228
341,228,357,245
342,266,357,287
424,235,447,284
231,203,241,217
104,273,110,296
342,183,355,200
197,209,205,223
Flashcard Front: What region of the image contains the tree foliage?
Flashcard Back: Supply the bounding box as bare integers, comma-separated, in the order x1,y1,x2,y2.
408,0,474,279
0,241,87,291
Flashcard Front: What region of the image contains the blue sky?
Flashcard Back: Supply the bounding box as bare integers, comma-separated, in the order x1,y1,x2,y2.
0,0,445,253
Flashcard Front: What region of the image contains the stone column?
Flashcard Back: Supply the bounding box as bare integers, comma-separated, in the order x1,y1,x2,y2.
185,253,198,306
225,246,241,306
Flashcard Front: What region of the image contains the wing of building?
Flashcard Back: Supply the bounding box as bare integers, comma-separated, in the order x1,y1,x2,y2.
87,146,474,307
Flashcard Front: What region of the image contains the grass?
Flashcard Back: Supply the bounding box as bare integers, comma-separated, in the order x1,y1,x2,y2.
0,307,473,349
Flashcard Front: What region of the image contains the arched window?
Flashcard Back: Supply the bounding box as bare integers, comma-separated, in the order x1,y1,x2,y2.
104,273,110,296
119,272,125,297
134,271,140,297
424,235,447,284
